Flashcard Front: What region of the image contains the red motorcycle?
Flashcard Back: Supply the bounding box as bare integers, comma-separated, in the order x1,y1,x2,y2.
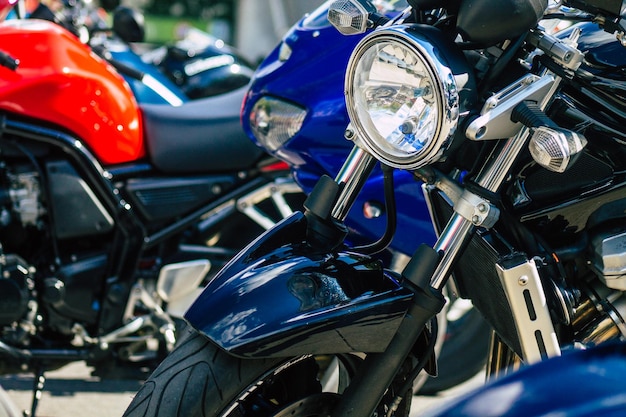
0,6,302,416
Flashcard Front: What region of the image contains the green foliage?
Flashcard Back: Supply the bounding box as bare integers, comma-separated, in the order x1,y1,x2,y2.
144,14,209,44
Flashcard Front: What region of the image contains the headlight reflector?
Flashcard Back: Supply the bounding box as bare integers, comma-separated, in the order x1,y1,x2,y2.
345,26,463,170
249,97,307,151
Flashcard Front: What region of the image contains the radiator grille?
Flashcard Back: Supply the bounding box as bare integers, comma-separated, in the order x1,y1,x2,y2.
453,231,522,356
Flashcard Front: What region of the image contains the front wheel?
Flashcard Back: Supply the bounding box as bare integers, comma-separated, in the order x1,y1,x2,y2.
123,328,413,417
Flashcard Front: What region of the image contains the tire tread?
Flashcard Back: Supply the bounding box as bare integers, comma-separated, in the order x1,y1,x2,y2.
123,328,281,417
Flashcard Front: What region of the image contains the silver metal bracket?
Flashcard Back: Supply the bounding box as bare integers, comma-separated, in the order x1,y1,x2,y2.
453,190,500,228
236,177,301,230
465,73,556,141
496,256,561,364
527,28,584,71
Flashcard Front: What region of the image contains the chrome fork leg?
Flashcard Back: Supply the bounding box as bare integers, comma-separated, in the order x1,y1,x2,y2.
331,146,377,222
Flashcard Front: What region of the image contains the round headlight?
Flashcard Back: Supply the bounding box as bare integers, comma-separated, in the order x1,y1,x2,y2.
345,25,467,170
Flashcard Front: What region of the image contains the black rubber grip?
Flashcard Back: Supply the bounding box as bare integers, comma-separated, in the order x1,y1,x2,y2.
511,100,558,129
0,51,19,71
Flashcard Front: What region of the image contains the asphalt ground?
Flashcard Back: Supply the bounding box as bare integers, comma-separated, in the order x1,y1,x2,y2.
0,361,483,417
0,362,140,417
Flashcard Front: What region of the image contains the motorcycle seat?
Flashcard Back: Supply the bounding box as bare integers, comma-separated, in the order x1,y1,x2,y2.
140,85,264,174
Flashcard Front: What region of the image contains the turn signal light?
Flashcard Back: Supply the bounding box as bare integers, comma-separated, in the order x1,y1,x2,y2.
528,126,587,173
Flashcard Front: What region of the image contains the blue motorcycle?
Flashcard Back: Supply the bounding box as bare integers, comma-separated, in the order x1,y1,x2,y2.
123,0,626,415
423,341,626,417
239,0,491,394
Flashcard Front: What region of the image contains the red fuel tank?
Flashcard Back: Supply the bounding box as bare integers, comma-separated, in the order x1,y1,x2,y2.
0,19,144,165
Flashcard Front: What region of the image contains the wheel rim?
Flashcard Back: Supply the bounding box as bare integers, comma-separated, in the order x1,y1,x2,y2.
220,352,413,417
220,355,353,417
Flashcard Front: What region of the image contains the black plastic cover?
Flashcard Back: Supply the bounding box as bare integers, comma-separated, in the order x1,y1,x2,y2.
125,175,235,221
566,0,624,15
408,0,458,9
456,0,547,44
46,160,114,239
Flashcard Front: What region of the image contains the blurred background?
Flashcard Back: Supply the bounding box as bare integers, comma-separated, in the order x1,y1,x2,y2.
119,0,326,63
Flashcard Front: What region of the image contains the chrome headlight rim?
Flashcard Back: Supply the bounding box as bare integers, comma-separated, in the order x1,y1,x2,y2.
344,25,461,171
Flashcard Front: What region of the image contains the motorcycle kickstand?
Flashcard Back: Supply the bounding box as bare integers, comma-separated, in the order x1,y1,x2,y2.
25,366,45,417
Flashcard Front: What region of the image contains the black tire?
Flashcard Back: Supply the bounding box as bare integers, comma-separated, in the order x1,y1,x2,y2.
123,327,412,417
123,327,281,417
418,302,491,395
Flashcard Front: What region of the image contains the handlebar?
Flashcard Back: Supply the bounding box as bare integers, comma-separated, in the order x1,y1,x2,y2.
105,56,146,81
0,50,19,71
91,44,145,81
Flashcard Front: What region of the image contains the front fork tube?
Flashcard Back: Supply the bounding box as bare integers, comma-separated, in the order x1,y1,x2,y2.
320,141,479,417
331,215,474,417
326,144,477,416
331,125,539,416
303,146,377,251
332,146,378,222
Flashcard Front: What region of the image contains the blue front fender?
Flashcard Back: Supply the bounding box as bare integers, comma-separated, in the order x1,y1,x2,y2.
185,212,415,358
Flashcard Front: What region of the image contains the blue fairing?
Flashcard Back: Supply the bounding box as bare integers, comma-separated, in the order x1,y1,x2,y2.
185,212,415,358
424,342,626,417
240,6,437,253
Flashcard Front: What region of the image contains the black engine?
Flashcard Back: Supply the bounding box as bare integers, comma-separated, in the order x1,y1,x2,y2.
0,152,111,343
0,253,32,327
